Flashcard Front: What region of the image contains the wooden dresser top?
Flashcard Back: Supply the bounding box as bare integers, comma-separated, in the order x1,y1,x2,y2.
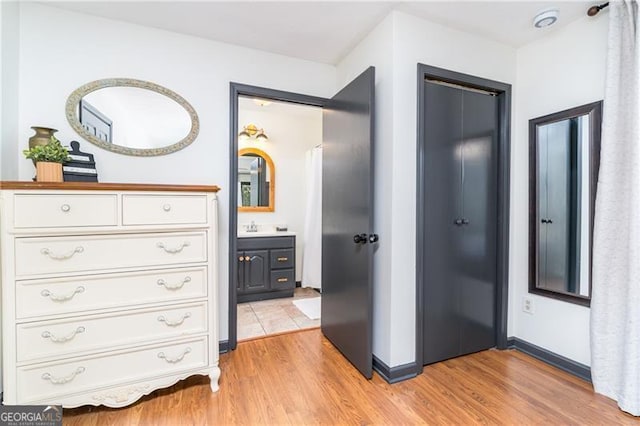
0,181,221,192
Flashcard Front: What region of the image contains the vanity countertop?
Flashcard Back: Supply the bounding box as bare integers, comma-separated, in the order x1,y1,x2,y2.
238,231,296,238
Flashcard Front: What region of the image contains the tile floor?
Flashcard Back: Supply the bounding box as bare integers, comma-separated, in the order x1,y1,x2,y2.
237,287,320,341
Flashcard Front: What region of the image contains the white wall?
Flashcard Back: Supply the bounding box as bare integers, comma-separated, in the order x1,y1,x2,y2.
0,0,21,395
338,11,517,367
1,0,20,180
512,14,608,366
336,13,395,365
16,3,336,342
238,102,323,282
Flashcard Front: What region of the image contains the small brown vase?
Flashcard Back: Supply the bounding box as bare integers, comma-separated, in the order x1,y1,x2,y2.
29,126,58,149
36,162,63,182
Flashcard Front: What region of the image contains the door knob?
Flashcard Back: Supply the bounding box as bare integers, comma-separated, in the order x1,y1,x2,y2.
353,233,368,244
369,234,379,243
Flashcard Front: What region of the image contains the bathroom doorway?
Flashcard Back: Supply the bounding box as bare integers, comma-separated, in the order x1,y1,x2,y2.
235,96,323,341
229,68,376,379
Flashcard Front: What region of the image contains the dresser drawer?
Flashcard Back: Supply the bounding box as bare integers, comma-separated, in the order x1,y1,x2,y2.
270,249,294,269
17,302,207,363
14,232,207,277
14,194,118,229
122,195,207,226
17,337,207,404
270,269,295,290
16,267,207,319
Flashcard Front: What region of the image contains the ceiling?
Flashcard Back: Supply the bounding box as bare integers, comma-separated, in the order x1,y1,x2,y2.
239,96,322,120
45,1,596,65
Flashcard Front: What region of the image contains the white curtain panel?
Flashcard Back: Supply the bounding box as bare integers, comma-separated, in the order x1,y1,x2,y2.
302,146,322,289
591,0,640,416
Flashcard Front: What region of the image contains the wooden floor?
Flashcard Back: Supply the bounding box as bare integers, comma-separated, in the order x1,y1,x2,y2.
64,329,636,425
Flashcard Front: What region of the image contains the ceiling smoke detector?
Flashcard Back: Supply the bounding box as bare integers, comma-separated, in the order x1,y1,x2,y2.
533,9,559,28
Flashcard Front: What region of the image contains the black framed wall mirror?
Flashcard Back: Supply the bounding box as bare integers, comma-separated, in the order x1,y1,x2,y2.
529,101,602,306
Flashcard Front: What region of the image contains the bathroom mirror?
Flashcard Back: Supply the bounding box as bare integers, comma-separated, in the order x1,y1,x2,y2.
529,101,602,306
238,147,275,212
65,78,199,156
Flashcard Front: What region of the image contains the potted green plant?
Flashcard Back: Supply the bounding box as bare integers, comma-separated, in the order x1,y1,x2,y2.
23,136,70,182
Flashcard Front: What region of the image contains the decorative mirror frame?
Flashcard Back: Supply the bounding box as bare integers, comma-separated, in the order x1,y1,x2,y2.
65,78,199,157
238,147,275,212
528,100,602,306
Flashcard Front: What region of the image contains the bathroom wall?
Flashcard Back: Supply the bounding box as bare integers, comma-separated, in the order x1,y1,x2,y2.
337,10,517,367
512,14,608,366
237,99,323,282
14,3,337,342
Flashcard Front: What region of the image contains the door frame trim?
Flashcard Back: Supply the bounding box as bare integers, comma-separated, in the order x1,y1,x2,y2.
228,83,328,350
415,64,512,373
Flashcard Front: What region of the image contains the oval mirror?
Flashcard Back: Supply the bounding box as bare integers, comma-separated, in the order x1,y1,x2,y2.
65,79,199,156
238,148,275,212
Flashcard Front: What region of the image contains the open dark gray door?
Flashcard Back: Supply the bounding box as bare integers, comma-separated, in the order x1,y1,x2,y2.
321,67,375,379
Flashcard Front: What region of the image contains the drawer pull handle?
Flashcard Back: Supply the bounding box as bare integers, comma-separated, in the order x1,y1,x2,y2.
163,204,172,212
157,347,191,364
42,326,86,343
158,312,191,327
245,256,251,261
42,367,85,385
277,278,288,283
238,256,244,262
157,241,190,254
41,286,85,302
277,257,288,262
157,276,191,290
61,204,71,212
41,246,84,260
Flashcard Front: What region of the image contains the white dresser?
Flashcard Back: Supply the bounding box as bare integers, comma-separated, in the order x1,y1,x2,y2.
0,182,221,408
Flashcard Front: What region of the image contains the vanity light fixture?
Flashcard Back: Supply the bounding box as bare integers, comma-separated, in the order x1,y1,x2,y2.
253,98,272,107
238,123,269,142
533,8,559,28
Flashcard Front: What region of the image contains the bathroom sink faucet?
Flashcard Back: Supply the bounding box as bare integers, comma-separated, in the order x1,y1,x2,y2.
247,221,258,232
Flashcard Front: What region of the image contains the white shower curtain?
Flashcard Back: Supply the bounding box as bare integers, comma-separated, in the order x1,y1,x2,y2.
591,0,640,416
302,146,322,290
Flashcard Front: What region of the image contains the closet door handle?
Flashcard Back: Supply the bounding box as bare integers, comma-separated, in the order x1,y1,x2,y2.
368,234,379,243
353,234,368,244
462,219,469,225
454,218,463,226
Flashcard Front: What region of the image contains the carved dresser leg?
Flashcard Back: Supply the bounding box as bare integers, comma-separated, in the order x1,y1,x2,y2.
209,366,221,392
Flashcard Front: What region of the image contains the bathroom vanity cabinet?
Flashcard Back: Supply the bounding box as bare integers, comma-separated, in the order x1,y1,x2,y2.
237,236,295,302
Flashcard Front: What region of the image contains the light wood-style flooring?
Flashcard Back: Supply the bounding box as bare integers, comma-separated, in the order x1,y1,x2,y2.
64,329,636,425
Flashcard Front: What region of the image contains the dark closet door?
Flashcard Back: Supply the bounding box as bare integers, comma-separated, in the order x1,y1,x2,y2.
422,80,498,365
423,82,464,364
458,89,498,355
